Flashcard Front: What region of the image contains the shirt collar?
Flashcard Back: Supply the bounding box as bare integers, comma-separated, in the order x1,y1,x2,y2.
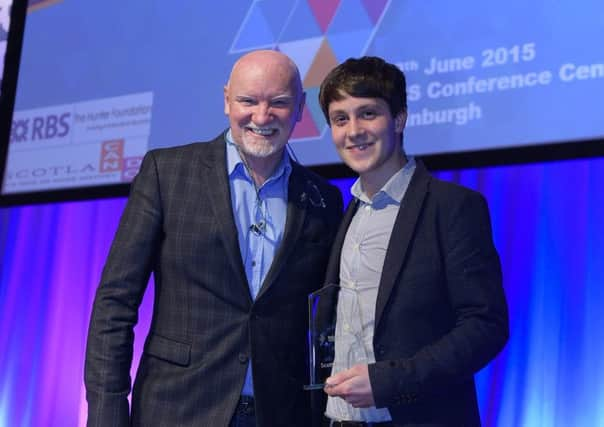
225,129,292,183
351,156,417,205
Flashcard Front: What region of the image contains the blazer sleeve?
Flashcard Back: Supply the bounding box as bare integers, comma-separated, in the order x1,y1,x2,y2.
84,151,163,426
369,190,509,407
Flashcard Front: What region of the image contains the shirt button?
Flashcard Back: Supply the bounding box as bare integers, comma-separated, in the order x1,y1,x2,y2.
251,261,256,267
238,353,249,363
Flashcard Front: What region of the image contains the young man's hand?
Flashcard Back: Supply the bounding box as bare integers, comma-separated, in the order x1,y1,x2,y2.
324,364,375,408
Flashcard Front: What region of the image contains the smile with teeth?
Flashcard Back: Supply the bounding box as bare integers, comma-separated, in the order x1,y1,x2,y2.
347,142,374,151
246,127,278,137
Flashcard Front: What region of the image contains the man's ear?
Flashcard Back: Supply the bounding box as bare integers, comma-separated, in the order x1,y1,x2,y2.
395,111,407,133
223,84,230,116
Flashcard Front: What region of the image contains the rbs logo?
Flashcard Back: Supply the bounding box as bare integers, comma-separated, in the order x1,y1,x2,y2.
11,113,71,143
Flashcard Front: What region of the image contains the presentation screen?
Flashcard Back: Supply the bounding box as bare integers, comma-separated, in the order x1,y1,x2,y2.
1,0,603,201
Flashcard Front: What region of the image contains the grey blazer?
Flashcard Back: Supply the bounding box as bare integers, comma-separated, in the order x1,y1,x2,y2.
85,134,343,427
324,160,508,426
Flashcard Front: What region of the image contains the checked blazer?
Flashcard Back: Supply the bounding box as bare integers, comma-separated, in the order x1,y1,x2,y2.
85,133,343,427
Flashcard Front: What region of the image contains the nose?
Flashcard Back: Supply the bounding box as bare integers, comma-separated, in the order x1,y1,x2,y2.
347,118,365,140
253,102,273,125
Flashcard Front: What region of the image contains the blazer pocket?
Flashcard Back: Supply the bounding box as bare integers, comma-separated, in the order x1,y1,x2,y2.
144,333,191,367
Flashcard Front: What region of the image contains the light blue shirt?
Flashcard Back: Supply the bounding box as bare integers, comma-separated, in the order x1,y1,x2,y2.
326,157,416,422
225,130,292,396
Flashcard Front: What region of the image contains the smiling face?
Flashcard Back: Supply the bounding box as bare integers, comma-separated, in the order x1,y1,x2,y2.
328,92,407,196
224,51,305,165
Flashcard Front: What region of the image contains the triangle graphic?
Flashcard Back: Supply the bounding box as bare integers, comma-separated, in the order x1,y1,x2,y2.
361,0,390,25
278,0,323,43
291,105,320,139
303,38,339,88
327,0,372,34
231,4,276,52
307,0,341,33
305,87,328,129
258,0,299,42
328,29,373,63
277,37,324,80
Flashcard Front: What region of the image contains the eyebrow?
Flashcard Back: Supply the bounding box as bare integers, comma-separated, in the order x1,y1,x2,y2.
329,102,382,115
235,94,295,101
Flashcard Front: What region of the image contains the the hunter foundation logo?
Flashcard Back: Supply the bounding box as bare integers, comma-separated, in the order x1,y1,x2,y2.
100,140,142,182
230,0,392,140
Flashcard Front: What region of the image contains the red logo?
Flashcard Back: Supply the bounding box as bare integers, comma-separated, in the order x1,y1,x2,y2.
100,140,124,173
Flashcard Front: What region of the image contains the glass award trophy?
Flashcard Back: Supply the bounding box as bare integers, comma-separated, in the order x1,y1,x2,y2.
304,284,368,390
304,284,339,390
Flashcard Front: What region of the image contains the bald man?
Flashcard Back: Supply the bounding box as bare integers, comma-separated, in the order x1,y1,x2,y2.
85,50,343,427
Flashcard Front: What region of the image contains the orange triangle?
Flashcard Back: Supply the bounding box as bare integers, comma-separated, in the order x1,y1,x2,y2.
303,39,339,88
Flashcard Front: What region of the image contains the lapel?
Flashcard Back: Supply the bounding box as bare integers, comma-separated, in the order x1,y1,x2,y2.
374,160,431,330
202,134,251,303
256,161,309,299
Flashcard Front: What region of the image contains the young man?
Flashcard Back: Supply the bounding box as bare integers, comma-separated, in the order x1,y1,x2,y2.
84,50,343,427
319,56,508,426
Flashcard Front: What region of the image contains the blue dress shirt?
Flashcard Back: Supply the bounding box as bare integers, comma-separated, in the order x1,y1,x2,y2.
225,130,291,396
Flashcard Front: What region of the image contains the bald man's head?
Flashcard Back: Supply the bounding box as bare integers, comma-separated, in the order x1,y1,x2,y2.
224,50,306,162
226,50,303,101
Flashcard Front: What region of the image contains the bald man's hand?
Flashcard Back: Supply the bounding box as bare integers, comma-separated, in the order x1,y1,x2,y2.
324,364,375,408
